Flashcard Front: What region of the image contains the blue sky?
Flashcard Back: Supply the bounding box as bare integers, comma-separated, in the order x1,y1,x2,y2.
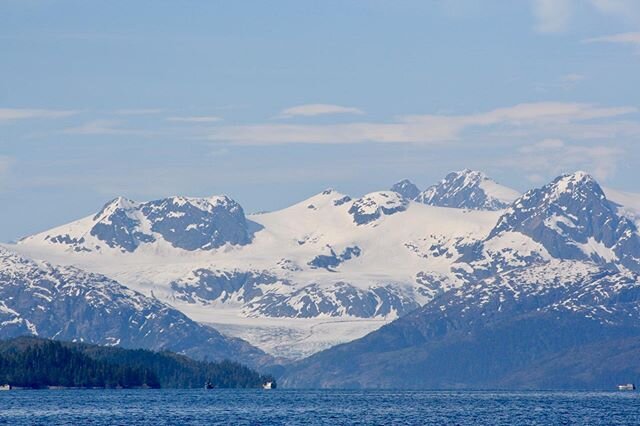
1,0,640,242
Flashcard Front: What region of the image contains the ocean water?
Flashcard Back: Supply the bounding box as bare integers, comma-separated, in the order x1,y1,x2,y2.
0,389,639,425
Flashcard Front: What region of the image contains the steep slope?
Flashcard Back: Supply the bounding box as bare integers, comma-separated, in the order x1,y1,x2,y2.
390,179,420,200
10,172,640,361
281,261,640,389
605,187,640,230
0,247,271,368
12,189,499,358
19,195,252,253
480,172,640,272
416,169,519,210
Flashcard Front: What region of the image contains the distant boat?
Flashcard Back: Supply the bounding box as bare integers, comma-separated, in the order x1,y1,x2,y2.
618,384,635,391
204,381,214,390
262,381,276,390
0,384,10,391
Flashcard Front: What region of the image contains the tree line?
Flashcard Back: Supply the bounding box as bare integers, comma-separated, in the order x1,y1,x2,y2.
0,337,275,389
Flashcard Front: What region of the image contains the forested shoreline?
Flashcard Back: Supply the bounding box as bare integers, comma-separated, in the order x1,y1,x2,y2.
0,337,275,389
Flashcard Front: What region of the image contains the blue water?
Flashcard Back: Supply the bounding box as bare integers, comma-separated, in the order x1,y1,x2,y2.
0,389,639,425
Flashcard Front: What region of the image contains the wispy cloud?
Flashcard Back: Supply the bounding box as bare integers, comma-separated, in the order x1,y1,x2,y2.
167,115,222,123
208,102,637,145
560,73,586,88
584,31,640,45
531,0,573,33
278,104,364,118
589,0,640,22
561,73,585,82
114,108,165,116
0,108,77,122
62,120,155,136
531,0,640,34
506,138,622,182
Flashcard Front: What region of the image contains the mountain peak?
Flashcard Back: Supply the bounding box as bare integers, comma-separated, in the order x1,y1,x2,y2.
348,191,408,225
390,179,420,200
163,195,240,214
93,196,138,221
489,172,640,270
22,193,252,254
416,169,519,211
549,171,599,195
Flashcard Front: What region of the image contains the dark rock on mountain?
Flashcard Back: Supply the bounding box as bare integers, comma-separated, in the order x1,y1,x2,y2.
281,262,640,389
0,247,272,368
170,267,417,319
247,282,420,318
308,245,361,271
390,179,420,200
89,197,155,252
348,192,408,225
141,196,250,250
488,172,640,271
170,269,280,304
416,169,518,211
50,195,252,253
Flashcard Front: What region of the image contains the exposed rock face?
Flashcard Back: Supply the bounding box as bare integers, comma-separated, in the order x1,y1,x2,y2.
281,261,640,389
42,195,251,253
348,191,409,225
0,247,271,368
11,170,640,361
170,268,419,319
488,172,640,271
141,196,250,250
390,179,420,200
416,169,519,211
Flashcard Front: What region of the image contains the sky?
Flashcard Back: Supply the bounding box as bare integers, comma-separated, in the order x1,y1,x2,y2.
1,0,640,242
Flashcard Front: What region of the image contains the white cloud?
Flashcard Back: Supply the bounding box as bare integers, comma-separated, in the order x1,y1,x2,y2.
584,32,640,45
520,138,566,152
589,0,640,22
509,139,622,181
63,120,154,136
0,108,77,121
167,116,222,123
278,104,364,118
560,73,586,86
531,0,640,34
208,102,637,145
114,108,164,115
532,0,573,33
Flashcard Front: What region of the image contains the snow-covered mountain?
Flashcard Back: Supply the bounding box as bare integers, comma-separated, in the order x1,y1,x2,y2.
10,187,499,357
8,170,640,361
281,260,640,388
416,169,520,210
389,179,420,200
0,246,271,368
20,195,253,254
467,172,640,276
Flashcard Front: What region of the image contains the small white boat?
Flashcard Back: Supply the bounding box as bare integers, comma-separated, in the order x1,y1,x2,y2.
0,384,11,391
617,384,635,391
262,381,275,390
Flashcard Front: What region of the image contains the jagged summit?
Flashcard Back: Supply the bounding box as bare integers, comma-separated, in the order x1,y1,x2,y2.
488,171,640,270
348,191,409,225
21,194,251,253
390,179,420,200
11,170,640,359
416,169,519,211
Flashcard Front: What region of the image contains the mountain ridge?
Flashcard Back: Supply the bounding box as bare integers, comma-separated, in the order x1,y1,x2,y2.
7,170,640,362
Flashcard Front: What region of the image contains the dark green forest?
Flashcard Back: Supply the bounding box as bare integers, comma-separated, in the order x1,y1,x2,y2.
0,337,275,389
